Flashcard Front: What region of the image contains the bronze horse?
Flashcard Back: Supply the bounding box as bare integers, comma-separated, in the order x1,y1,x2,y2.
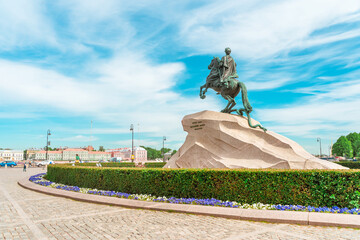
199,57,266,132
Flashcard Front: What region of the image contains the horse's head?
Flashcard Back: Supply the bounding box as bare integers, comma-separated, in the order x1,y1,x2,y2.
211,56,220,68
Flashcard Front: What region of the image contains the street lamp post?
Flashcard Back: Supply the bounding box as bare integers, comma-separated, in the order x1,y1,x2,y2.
317,137,322,158
162,136,166,162
46,129,51,161
130,124,134,162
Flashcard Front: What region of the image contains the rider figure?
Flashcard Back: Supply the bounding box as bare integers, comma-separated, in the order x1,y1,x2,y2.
220,47,238,88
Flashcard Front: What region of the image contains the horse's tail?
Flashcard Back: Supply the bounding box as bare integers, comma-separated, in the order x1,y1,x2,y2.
244,111,267,132
238,81,252,113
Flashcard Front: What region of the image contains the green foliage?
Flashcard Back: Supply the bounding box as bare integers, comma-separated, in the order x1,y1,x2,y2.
346,132,360,147
332,136,353,158
140,146,162,159
45,147,56,151
160,148,172,154
47,165,360,209
98,146,105,152
337,161,360,169
140,146,177,159
144,162,166,168
353,140,360,157
346,132,360,157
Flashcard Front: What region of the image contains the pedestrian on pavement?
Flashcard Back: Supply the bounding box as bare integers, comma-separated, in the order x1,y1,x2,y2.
23,162,26,172
75,154,80,164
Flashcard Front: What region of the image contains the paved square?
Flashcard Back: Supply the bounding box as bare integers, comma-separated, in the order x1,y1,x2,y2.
1,168,359,240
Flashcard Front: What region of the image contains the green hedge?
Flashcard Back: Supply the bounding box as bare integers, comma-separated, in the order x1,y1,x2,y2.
72,162,136,168
337,161,360,169
144,162,166,168
46,165,360,208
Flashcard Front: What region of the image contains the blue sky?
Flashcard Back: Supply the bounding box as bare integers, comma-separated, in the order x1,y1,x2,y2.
0,0,360,154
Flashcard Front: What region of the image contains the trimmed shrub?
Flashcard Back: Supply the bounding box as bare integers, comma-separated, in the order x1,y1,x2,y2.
72,162,136,168
46,165,360,208
144,162,166,168
337,161,360,169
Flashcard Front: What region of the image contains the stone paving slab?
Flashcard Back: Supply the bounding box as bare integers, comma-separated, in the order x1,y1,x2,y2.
19,176,360,228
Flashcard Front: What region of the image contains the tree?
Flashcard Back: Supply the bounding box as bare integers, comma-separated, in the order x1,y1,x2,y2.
332,136,353,158
171,150,177,156
346,132,360,153
141,146,165,159
353,140,360,157
99,146,105,152
160,148,172,154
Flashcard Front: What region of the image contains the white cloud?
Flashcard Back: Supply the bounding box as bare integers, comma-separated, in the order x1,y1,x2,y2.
258,78,360,153
0,111,38,119
0,51,220,149
53,0,135,48
55,135,98,143
0,60,106,113
0,0,58,50
179,0,360,59
247,77,292,91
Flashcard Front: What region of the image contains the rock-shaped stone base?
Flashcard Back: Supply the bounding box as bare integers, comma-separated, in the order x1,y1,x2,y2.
165,111,346,169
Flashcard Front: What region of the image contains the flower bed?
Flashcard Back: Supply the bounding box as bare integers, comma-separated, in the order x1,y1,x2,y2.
29,173,360,214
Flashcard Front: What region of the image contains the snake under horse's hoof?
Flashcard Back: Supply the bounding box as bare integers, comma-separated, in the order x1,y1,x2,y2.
235,109,267,132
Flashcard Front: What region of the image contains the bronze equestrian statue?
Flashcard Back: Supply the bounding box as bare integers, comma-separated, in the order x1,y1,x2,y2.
199,48,266,132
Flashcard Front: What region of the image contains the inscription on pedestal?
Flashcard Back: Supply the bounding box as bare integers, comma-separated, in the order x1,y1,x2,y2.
190,121,205,130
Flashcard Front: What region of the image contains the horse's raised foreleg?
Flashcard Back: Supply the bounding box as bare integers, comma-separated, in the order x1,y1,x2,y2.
200,83,209,99
200,84,205,99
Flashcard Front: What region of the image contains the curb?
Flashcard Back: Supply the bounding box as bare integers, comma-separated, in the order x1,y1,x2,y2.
18,177,360,228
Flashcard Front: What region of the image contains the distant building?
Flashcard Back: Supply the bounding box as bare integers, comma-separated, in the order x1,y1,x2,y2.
107,147,147,162
27,147,111,161
62,148,88,160
84,145,94,151
88,151,111,161
0,150,23,161
26,150,38,160
134,147,147,162
34,151,62,160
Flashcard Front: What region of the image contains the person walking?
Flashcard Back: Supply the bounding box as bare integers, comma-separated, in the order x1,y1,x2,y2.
75,154,80,164
23,162,27,172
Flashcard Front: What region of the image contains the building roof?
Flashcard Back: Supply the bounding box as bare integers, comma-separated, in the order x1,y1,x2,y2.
35,151,62,154
63,148,87,152
89,151,111,154
107,147,146,152
0,150,23,153
134,147,146,151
